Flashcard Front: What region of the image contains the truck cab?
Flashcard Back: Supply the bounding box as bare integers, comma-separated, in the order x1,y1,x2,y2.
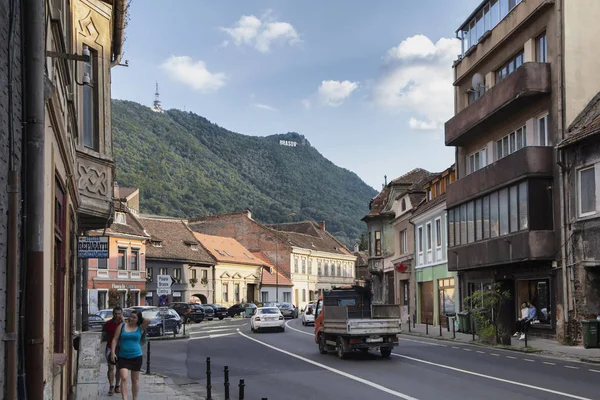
314,285,401,359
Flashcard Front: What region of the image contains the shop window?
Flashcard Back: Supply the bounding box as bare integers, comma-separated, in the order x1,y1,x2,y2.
438,278,456,316
516,279,551,324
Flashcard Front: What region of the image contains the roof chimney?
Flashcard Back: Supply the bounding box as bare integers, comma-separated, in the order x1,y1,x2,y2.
353,243,359,253
320,221,326,231
384,175,387,186
113,181,120,199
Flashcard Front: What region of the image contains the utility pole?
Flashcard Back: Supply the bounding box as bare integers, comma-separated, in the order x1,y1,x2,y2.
275,239,279,303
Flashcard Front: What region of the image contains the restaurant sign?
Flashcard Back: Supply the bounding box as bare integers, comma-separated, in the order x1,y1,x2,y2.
78,236,109,259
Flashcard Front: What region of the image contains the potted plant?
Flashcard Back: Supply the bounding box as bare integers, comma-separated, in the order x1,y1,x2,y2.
189,277,198,287
201,277,209,286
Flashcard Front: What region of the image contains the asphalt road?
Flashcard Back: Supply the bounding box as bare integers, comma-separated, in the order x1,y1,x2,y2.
148,318,600,400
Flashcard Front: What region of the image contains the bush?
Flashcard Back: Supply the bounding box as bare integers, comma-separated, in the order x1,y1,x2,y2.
463,283,511,344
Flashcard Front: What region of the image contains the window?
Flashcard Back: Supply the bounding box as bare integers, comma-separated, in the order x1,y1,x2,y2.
114,212,126,224
98,290,107,310
426,223,432,250
130,249,139,271
234,284,240,302
499,188,509,236
324,263,329,276
400,230,408,254
482,196,490,239
337,263,341,277
308,260,313,275
222,283,229,302
519,182,529,230
294,258,299,273
467,201,475,243
448,210,455,247
374,231,382,256
302,258,306,274
468,148,487,174
579,166,596,216
98,258,108,269
82,46,98,150
490,192,499,238
318,261,322,276
436,182,441,196
495,50,524,83
283,292,291,303
192,269,197,280
417,226,423,253
201,269,208,279
146,267,153,281
117,248,127,270
427,188,432,201
173,268,181,283
475,199,483,241
261,291,269,302
536,33,547,63
159,268,168,276
401,198,407,212
510,186,519,233
460,204,467,245
538,115,549,146
497,126,526,160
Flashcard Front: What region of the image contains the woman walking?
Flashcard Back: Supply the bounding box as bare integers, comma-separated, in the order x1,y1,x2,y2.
110,311,149,400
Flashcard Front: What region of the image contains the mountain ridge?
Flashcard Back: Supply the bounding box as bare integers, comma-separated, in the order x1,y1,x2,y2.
111,99,377,246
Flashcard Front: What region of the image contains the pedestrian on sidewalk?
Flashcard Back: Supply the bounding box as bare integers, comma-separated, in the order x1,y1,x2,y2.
110,310,150,400
513,302,529,339
102,306,124,395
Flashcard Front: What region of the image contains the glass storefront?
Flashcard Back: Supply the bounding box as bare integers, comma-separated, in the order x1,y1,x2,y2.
516,279,551,325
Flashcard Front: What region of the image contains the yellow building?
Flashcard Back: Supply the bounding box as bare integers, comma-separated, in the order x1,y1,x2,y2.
193,233,271,307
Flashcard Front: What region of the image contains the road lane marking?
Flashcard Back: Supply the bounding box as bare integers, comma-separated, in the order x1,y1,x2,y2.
189,333,237,341
285,320,313,336
238,329,419,400
452,346,460,349
505,356,517,359
490,353,500,357
590,369,600,373
398,338,447,347
476,350,486,354
523,359,535,362
191,327,239,334
462,348,472,351
543,362,556,366
564,366,579,369
392,353,592,400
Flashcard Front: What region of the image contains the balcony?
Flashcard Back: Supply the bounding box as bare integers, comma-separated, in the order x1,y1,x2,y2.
77,150,114,230
448,230,555,271
368,258,384,275
447,146,554,208
445,63,551,146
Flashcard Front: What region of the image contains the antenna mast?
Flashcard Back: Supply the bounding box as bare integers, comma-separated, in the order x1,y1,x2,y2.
152,81,164,113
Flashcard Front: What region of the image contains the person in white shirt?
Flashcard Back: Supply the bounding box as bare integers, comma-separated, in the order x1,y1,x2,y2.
513,302,529,338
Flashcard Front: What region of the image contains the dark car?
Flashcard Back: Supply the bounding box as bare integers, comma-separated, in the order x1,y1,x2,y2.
207,304,228,320
170,302,205,323
197,304,214,321
143,308,182,336
227,303,256,318
278,302,298,319
88,314,105,331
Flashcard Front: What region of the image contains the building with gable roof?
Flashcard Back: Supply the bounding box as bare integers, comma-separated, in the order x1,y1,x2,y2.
252,251,293,304
138,215,215,305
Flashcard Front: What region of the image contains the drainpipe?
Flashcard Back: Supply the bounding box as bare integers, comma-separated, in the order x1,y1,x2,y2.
212,264,216,304
23,0,46,398
555,0,569,341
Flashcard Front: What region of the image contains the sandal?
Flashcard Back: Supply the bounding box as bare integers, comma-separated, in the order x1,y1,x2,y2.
115,385,121,394
108,386,114,396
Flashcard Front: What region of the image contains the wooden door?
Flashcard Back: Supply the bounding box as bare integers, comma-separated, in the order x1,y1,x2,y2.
419,281,434,325
246,284,255,303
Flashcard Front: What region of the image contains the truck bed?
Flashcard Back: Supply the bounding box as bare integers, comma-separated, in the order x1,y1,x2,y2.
323,305,402,336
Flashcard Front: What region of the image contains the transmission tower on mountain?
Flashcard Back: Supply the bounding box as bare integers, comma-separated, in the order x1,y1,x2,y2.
152,81,164,113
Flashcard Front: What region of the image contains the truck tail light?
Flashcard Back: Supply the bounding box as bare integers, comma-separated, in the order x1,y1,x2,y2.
349,338,362,345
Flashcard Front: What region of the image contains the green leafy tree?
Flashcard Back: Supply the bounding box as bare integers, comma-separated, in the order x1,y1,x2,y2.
463,283,511,344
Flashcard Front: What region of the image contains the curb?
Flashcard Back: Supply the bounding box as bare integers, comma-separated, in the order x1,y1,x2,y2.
148,334,190,341
401,331,600,363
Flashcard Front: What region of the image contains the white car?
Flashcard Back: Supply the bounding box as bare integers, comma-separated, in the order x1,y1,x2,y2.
302,303,315,326
250,307,285,333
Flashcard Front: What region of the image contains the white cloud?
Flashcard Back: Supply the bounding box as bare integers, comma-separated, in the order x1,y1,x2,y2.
254,103,278,112
301,99,312,110
317,80,359,107
372,35,461,131
221,13,300,53
161,56,226,92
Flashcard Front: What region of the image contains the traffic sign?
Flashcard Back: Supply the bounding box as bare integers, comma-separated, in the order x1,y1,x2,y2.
157,274,173,288
157,288,171,296
159,295,169,306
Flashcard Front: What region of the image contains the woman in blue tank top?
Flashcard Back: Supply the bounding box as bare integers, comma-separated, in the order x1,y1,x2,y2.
110,310,149,400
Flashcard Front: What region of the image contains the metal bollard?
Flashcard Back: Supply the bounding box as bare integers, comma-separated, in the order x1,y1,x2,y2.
471,318,475,341
206,357,212,400
447,316,450,332
426,319,428,335
238,379,245,400
183,321,186,336
224,366,230,400
413,315,416,328
439,322,443,337
146,342,151,374
524,324,528,348
452,318,456,339
408,316,411,333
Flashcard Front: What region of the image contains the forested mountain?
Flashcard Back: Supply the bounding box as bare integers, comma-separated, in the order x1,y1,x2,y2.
112,100,377,246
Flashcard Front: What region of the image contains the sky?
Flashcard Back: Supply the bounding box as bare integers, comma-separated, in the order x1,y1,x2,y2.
111,0,481,191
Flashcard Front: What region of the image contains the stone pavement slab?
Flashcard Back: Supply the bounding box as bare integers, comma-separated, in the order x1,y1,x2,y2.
98,363,195,399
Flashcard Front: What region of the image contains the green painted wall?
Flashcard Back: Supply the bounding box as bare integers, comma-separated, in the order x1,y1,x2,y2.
415,264,458,326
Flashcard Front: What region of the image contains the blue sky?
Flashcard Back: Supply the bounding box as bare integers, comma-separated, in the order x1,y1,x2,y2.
112,0,481,190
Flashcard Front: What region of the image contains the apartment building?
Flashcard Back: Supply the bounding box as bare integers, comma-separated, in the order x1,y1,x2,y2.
445,0,600,342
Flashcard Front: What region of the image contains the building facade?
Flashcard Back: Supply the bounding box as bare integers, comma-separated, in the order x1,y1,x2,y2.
411,166,457,327
255,250,294,303
445,0,600,342
557,93,600,343
139,216,215,305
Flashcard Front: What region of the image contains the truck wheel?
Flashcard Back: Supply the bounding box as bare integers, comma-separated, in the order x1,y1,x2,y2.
318,334,328,354
336,337,346,359
380,347,392,358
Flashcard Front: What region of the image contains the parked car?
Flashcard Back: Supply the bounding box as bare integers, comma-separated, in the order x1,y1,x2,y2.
143,308,182,336
263,302,280,308
250,307,285,333
197,304,214,321
227,303,257,318
278,302,298,319
170,302,205,323
96,309,114,322
302,303,315,326
88,314,105,331
207,304,228,320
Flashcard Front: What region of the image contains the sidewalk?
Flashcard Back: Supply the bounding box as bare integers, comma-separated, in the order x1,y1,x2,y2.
401,322,600,363
98,363,194,400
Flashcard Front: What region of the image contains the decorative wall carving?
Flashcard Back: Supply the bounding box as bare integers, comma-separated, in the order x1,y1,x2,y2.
78,163,108,196
78,11,100,41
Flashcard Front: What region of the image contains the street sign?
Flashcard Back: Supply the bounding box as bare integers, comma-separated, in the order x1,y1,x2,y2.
157,288,171,296
159,295,169,306
157,275,173,296
78,236,109,258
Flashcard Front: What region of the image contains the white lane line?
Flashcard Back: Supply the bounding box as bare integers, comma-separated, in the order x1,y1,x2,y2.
523,359,535,362
190,327,239,334
392,353,592,400
399,338,447,347
462,348,472,352
564,366,579,370
452,346,460,349
505,356,517,359
285,320,313,336
490,353,500,357
476,350,486,354
238,329,419,400
189,332,237,341
590,369,600,373
543,362,556,366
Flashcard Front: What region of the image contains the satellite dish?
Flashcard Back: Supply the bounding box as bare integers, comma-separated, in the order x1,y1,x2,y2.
472,73,484,90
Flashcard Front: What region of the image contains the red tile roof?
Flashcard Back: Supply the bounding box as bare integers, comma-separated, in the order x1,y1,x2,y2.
193,233,270,267
266,221,352,255
251,251,293,286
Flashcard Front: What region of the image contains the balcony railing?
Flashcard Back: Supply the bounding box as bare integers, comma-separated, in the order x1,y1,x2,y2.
446,63,551,146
